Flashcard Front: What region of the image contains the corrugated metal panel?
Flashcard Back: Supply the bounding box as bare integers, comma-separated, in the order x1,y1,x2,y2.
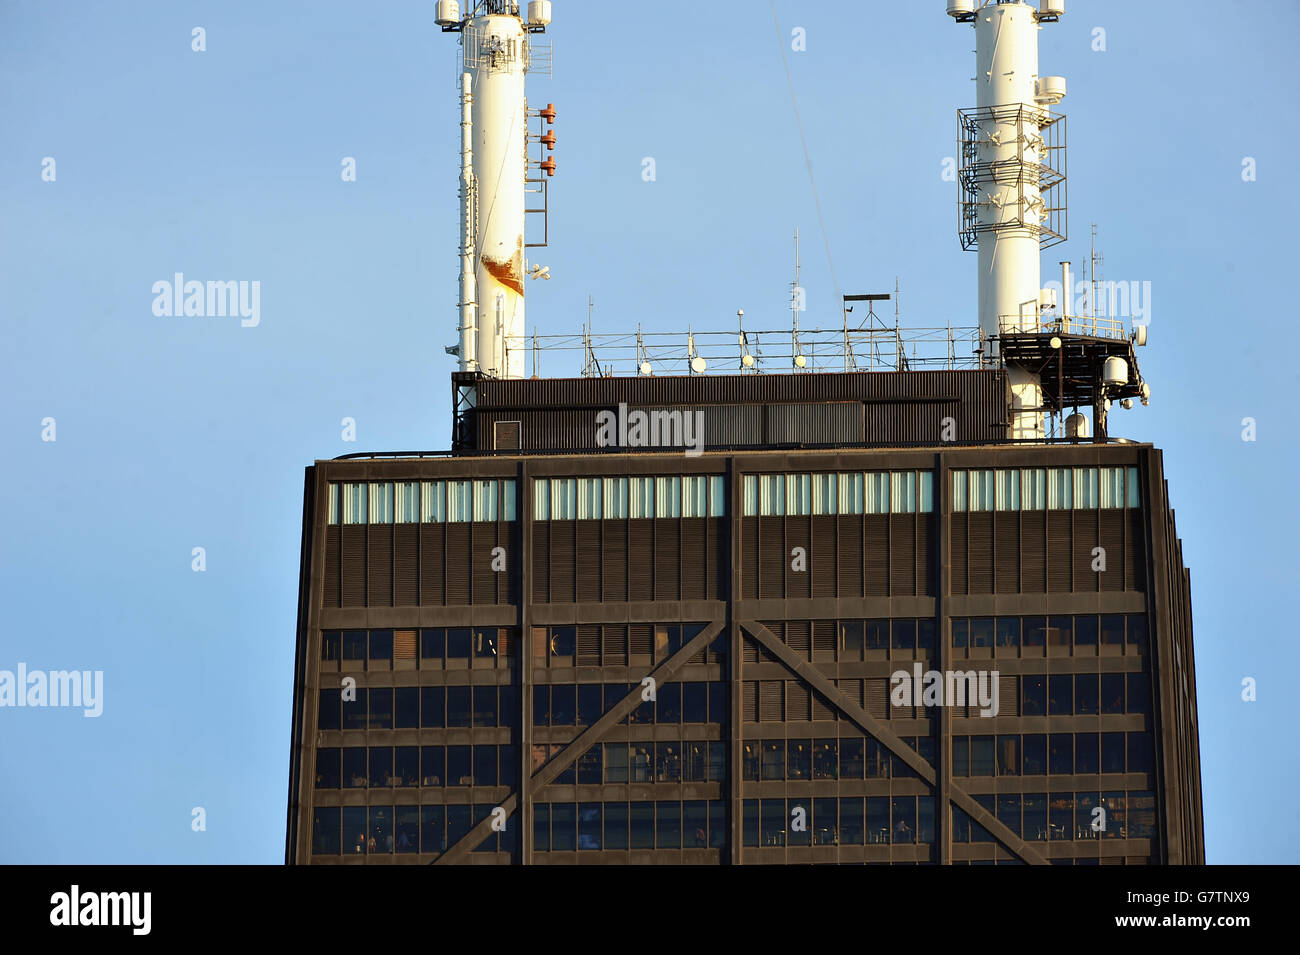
1099,510,1124,592
786,681,811,721
420,524,445,604
1072,510,1098,593
394,524,418,605
628,521,653,600
916,514,934,596
811,516,835,598
766,402,863,444
446,524,471,603
865,515,889,597
1126,510,1145,592
471,523,499,603
995,512,1019,594
655,520,680,600
890,515,916,595
341,525,366,607
950,513,968,596
324,526,341,608
367,525,392,606
968,512,994,594
602,522,627,601
837,515,862,597
1046,510,1071,592
576,523,600,602
786,520,810,600
1021,511,1046,593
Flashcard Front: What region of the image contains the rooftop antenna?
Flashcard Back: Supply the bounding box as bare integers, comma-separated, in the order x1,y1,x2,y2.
1089,222,1104,333
582,296,601,377
738,309,758,372
687,327,706,374
791,229,807,370
637,324,652,376
530,329,540,378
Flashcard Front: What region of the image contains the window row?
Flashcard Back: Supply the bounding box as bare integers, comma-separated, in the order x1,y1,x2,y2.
531,623,726,667
953,790,1156,842
535,740,728,785
951,467,1140,512
1020,672,1150,717
535,801,726,851
742,471,934,516
321,627,515,667
742,796,935,847
533,476,726,521
311,804,513,856
953,615,1147,652
318,685,514,731
741,736,932,782
533,681,726,727
328,480,516,525
314,745,518,789
954,732,1154,778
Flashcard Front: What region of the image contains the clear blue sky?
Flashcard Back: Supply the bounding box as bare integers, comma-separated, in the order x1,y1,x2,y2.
1,1,1294,863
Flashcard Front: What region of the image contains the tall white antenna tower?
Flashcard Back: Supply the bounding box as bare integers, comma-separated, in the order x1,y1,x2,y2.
948,0,1068,439
439,1,554,379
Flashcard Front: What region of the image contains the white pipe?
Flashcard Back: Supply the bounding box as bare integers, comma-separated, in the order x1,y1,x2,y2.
1060,260,1071,326
459,71,478,373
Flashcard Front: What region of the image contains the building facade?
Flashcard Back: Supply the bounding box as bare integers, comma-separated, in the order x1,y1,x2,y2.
285,370,1202,864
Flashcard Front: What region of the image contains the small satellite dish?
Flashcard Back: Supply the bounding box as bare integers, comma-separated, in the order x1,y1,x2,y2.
1121,398,1134,410
690,356,707,374
1049,336,1062,350
793,354,807,368
741,353,755,368
639,361,652,376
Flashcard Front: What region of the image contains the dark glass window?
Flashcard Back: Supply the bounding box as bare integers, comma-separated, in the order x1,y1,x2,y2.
743,800,759,847
865,620,889,650
394,746,419,787
343,631,367,662
917,620,935,653
419,628,444,663
656,802,682,849
447,627,471,661
1022,734,1046,775
368,687,393,728
1129,791,1156,839
550,684,575,725
656,742,682,783
1126,615,1148,650
604,802,628,850
1126,674,1150,714
997,794,1021,837
312,807,340,855
708,801,725,848
1074,615,1099,651
605,743,629,783
1048,734,1072,774
1049,793,1073,840
840,797,864,845
760,799,786,847
1023,795,1047,840
685,742,708,782
630,744,653,783
1101,733,1125,773
447,685,472,727
918,796,934,844
369,746,393,788
318,689,341,731
708,741,726,782
369,630,393,662
761,741,784,780
683,682,708,723
840,737,864,778
395,687,419,728
369,807,393,853
473,686,498,727
952,736,969,777
1021,675,1045,715
474,628,499,659
997,735,1019,776
395,806,418,854
841,620,864,657
1127,732,1153,773
577,684,602,725
1075,674,1099,715
533,804,550,852
315,748,340,789
865,739,890,778
577,746,602,784
420,686,444,728
708,682,726,723
1023,616,1047,648
343,747,367,788
1076,791,1100,839
656,683,682,723
742,742,760,781
970,618,994,648
1101,673,1125,714
891,619,916,651
421,805,445,854
1047,615,1072,650
446,805,471,846
630,802,655,849
499,685,516,722
321,632,341,662
342,688,367,729
500,745,517,788
447,745,472,785
1075,733,1100,774
421,746,444,786
473,745,498,786
603,683,625,720
1048,674,1073,715
1101,615,1125,646
891,797,916,844
533,685,549,726
866,798,889,845
951,618,968,649
971,735,994,776
578,803,602,850
788,739,811,780
550,626,576,657
343,806,367,855
813,739,837,779
952,806,970,844
995,618,1020,648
